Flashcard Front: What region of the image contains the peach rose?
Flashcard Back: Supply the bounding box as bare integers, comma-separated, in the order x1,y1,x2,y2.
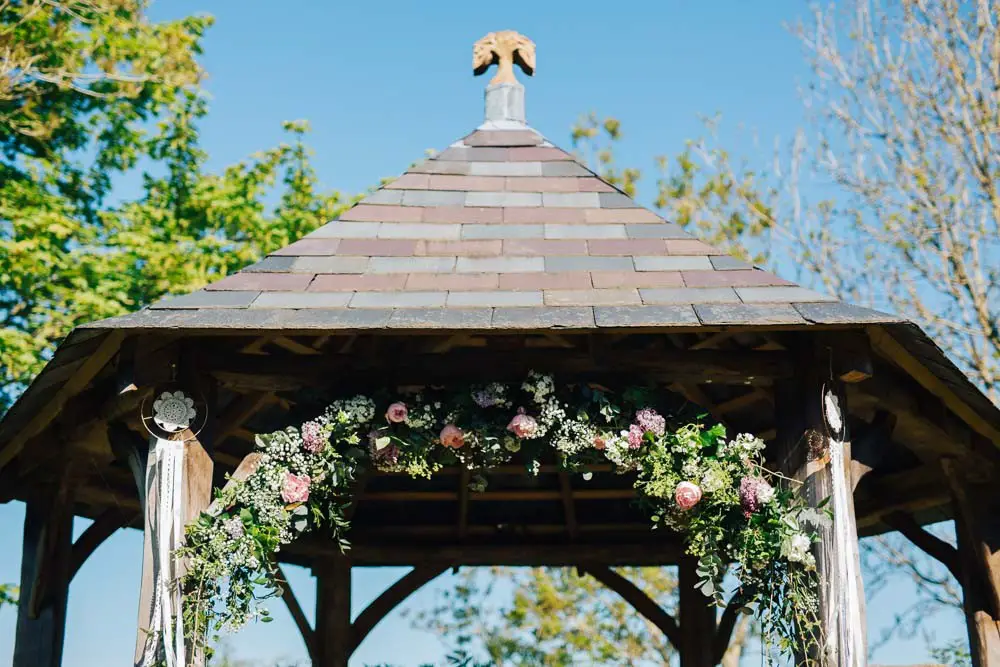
281,472,311,504
506,408,538,439
385,401,408,424
593,435,607,450
440,424,465,449
674,481,702,511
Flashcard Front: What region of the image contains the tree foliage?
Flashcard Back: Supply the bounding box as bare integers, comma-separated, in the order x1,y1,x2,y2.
413,566,751,667
0,1,351,413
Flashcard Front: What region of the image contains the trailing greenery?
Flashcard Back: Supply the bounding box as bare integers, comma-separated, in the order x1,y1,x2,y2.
180,373,824,662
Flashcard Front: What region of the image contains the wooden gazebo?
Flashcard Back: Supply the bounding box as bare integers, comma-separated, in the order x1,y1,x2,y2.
2,31,999,667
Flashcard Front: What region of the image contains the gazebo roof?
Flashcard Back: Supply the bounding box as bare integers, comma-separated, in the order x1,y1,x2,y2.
84,122,886,334
1,35,999,548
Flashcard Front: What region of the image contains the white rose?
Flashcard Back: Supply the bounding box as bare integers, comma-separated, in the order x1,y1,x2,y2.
756,482,776,505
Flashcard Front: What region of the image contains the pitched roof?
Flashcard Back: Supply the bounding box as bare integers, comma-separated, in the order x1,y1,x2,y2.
88,124,896,333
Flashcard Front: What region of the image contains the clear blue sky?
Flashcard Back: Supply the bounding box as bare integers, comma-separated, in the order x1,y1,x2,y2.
0,1,967,665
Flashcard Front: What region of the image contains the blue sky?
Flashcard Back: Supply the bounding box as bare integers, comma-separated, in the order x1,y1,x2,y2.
0,1,967,665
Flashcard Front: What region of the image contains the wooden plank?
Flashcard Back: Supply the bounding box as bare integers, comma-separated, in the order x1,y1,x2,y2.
359,489,636,502
13,470,74,667
350,566,446,651
306,542,682,566
0,330,125,470
207,348,793,387
583,566,680,650
869,326,1000,447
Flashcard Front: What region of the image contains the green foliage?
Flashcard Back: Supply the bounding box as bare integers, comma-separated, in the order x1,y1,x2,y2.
182,374,814,660
0,3,351,413
0,583,17,607
570,114,775,264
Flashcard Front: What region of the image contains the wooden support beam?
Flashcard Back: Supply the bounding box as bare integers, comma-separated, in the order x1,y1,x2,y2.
276,565,315,662
297,541,682,567
582,566,681,650
350,566,446,652
70,508,138,581
776,343,867,666
358,489,635,502
678,557,716,667
314,557,352,667
13,469,74,667
942,459,1000,666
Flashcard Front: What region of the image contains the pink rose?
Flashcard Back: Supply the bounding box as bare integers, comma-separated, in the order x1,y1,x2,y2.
281,472,311,504
593,435,607,450
440,424,465,449
506,408,538,439
385,401,408,424
674,481,702,511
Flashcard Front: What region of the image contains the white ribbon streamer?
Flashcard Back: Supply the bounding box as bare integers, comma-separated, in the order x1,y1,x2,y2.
828,438,866,667
140,437,186,667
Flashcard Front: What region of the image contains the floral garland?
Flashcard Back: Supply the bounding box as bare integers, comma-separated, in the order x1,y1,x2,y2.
179,372,825,660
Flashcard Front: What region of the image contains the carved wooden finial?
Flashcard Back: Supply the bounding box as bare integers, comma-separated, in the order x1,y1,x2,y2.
473,30,536,85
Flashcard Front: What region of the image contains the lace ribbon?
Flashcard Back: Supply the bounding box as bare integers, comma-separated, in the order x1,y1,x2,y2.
139,438,186,667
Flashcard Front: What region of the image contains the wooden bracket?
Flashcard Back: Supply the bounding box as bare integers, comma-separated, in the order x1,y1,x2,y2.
850,410,897,490
581,566,681,650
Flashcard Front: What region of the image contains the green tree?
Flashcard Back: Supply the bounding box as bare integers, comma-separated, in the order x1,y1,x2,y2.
415,566,751,667
0,1,351,414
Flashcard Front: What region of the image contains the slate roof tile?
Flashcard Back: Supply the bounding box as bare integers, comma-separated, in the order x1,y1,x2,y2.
127,122,900,332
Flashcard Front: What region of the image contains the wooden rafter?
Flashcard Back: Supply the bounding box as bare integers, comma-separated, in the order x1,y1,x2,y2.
0,330,125,470
869,326,1000,446
272,336,322,356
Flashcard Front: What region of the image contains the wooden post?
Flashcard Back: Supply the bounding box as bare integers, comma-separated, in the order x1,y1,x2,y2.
13,471,74,667
943,460,1000,666
314,556,353,667
678,556,717,667
133,431,214,667
775,342,867,667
